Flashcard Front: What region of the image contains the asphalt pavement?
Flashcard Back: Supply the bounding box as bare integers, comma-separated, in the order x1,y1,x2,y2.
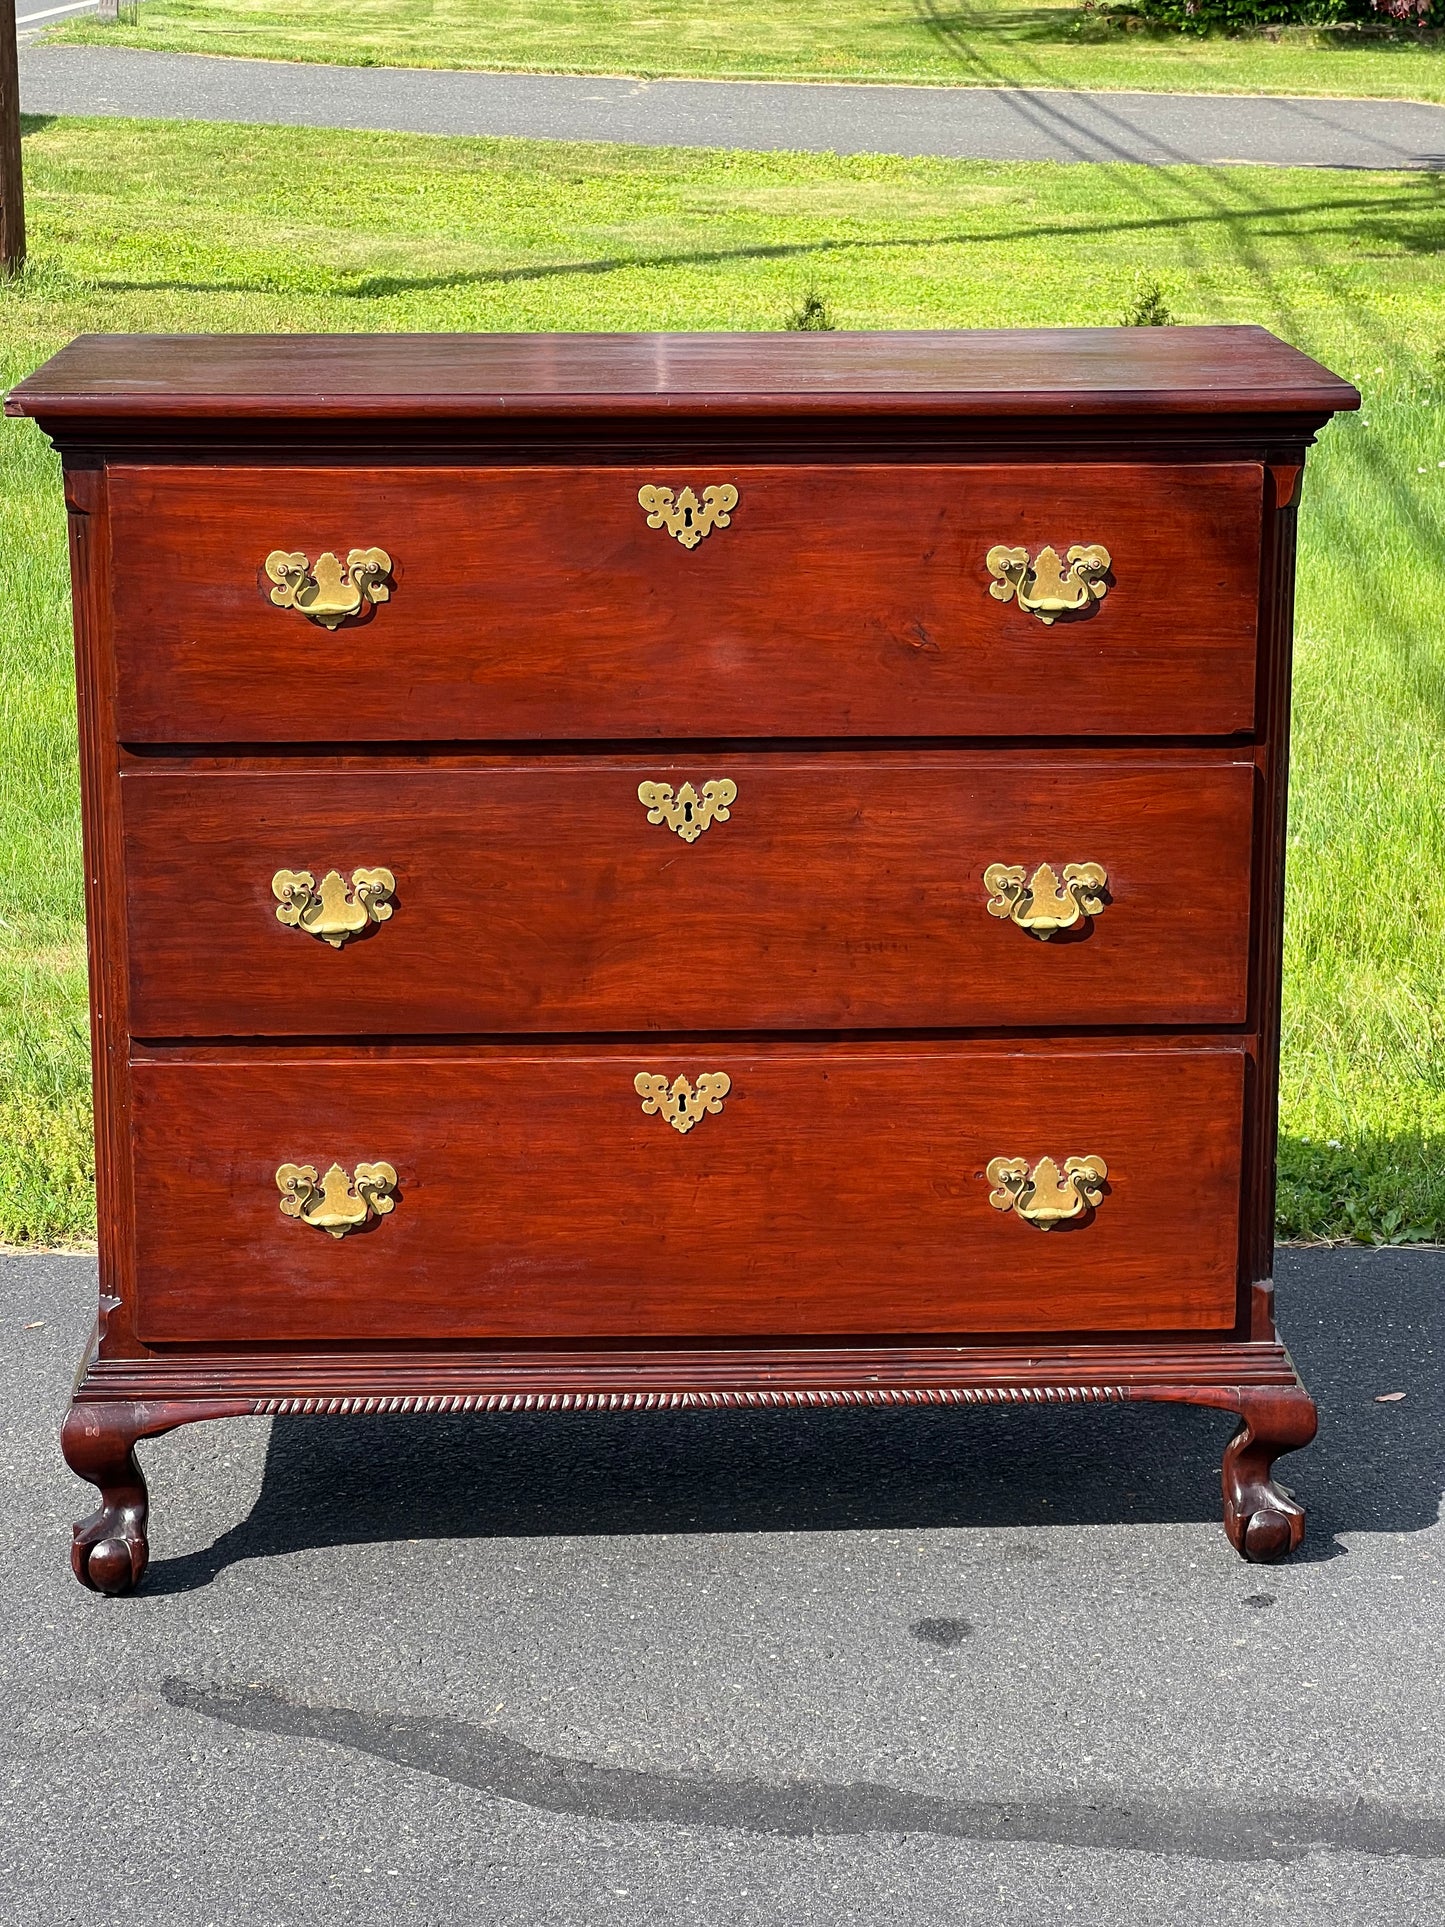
18,43,1445,169
3,1244,1443,1922
14,0,100,41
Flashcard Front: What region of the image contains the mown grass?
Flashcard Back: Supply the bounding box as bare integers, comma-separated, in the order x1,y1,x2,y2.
0,355,90,1249
52,0,1445,103
1,114,1442,1244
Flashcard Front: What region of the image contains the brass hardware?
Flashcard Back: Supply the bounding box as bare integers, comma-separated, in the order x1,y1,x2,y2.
986,543,1111,624
637,778,737,844
637,484,739,550
272,868,396,948
984,862,1108,938
634,1071,732,1135
986,1155,1108,1229
264,548,392,628
276,1161,398,1238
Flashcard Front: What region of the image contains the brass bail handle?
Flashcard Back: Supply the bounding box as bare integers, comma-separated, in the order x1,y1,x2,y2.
264,548,393,628
986,543,1111,624
984,862,1107,938
272,868,396,948
987,1155,1108,1228
276,1162,398,1237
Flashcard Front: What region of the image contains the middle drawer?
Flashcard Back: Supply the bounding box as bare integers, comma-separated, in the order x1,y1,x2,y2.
122,754,1255,1036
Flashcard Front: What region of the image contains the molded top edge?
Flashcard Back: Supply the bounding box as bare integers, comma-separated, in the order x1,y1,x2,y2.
6,327,1360,422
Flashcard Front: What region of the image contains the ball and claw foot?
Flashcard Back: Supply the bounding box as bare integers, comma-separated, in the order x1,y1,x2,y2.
1221,1388,1318,1564
73,1516,148,1595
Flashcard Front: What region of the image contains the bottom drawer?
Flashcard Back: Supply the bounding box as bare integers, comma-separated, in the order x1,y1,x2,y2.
129,1045,1244,1343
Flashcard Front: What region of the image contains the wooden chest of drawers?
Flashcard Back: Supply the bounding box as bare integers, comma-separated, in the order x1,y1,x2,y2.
7,328,1357,1591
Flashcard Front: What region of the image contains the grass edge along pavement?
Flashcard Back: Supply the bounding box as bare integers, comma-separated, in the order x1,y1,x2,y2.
49,0,1445,106
1,112,1442,1245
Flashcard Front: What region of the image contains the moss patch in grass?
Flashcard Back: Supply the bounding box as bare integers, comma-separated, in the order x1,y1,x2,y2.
1,114,1442,1243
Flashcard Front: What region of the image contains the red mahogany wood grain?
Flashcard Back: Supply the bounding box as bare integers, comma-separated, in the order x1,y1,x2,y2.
14,325,1357,1576
105,463,1264,742
6,327,1359,422
126,1044,1244,1344
121,754,1256,1036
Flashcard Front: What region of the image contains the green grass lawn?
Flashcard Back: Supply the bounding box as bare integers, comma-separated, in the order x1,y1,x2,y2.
2,114,1443,1246
52,0,1445,103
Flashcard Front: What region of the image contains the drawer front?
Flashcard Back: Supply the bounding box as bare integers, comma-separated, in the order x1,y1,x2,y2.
122,756,1255,1035
129,1045,1244,1342
108,463,1263,741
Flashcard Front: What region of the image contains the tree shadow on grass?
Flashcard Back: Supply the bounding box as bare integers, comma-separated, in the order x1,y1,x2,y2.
79,183,1440,304
141,1247,1445,1594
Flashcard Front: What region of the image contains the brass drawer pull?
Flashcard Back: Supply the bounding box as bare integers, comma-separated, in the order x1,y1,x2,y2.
638,483,738,549
637,778,736,844
986,543,1111,623
272,868,396,948
634,1071,731,1135
276,1162,398,1237
987,1155,1107,1229
984,861,1107,938
264,547,392,628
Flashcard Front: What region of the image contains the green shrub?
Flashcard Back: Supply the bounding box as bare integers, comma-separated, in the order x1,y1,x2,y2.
1085,0,1429,33
784,288,836,332
1120,277,1174,326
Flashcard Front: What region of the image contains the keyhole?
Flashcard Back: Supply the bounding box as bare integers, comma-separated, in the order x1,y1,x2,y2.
683,800,694,823
683,505,695,527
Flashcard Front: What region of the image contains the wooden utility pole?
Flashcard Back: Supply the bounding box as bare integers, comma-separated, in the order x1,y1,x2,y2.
0,0,24,278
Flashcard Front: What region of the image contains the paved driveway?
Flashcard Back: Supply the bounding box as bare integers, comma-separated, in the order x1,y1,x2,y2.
3,1244,1443,1921
19,44,1445,169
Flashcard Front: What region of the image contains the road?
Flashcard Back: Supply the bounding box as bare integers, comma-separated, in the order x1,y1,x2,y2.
17,42,1445,169
16,0,100,45
3,1244,1443,1922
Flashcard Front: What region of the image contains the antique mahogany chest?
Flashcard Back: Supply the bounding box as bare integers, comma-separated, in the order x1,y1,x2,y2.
7,329,1358,1591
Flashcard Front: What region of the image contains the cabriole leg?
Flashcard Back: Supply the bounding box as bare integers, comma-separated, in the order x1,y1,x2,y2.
61,1401,157,1594
60,1397,250,1594
1221,1386,1319,1563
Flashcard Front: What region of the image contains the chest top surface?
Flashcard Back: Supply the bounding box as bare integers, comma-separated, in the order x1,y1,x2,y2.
7,326,1358,427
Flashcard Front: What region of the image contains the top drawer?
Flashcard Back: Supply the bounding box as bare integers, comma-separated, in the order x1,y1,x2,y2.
106,462,1263,742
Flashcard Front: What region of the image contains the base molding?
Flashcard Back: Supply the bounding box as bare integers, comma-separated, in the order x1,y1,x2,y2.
62,1337,1317,1591
75,1337,1304,1412
253,1384,1135,1415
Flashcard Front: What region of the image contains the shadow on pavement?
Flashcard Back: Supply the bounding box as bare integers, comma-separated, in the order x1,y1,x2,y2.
143,1247,1444,1593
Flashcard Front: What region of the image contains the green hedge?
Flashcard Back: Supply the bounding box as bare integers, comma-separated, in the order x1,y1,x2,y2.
1088,0,1430,31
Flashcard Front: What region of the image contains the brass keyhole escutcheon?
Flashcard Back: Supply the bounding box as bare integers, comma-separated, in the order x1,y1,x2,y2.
638,779,736,844
634,1072,731,1135
637,484,739,549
